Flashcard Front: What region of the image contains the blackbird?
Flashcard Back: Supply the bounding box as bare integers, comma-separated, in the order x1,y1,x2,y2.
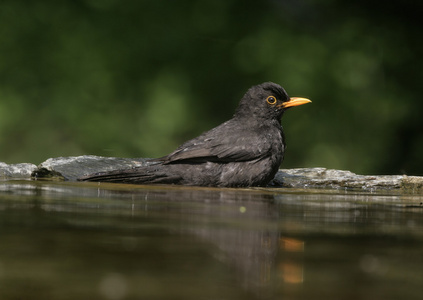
79,82,311,187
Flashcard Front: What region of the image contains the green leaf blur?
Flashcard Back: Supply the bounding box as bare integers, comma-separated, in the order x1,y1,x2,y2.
0,0,422,175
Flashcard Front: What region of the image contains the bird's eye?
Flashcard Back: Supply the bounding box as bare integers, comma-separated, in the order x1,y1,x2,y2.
266,96,277,105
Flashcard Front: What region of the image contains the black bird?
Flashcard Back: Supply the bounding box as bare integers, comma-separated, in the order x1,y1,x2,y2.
79,82,311,187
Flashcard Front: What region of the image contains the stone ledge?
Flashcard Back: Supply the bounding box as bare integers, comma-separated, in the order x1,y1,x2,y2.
0,162,37,179
272,168,405,190
1,155,422,192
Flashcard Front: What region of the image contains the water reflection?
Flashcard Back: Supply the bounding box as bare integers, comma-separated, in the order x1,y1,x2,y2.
0,181,423,299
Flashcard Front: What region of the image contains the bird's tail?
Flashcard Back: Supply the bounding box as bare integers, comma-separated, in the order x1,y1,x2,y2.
78,164,181,185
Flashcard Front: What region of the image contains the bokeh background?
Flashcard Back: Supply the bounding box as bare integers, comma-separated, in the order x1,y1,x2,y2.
1,0,422,175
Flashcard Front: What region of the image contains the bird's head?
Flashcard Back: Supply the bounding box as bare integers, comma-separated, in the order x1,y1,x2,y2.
234,82,311,120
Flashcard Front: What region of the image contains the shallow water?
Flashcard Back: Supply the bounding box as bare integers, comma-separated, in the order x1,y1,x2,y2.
0,180,422,300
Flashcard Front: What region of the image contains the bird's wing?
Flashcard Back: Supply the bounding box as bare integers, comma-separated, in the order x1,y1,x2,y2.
158,122,276,164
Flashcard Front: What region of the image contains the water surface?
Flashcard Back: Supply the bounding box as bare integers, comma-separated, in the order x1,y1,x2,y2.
0,180,422,299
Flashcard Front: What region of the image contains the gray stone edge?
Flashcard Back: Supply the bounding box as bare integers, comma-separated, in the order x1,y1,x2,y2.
1,156,422,192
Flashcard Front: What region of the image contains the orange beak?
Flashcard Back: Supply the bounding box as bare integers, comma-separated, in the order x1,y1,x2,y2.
278,97,311,109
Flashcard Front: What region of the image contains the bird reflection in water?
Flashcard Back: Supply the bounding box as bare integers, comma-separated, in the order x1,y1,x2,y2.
278,237,305,284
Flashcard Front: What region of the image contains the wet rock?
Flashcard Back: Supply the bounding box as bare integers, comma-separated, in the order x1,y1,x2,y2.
33,155,149,181
0,162,38,179
273,168,406,191
2,156,423,192
401,176,423,193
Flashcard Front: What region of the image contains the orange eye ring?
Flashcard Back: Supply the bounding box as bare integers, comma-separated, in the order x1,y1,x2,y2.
266,96,277,105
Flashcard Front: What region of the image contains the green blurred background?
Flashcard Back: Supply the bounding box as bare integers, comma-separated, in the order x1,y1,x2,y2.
0,0,422,175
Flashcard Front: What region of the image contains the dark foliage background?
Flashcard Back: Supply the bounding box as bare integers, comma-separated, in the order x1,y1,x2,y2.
1,0,422,175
